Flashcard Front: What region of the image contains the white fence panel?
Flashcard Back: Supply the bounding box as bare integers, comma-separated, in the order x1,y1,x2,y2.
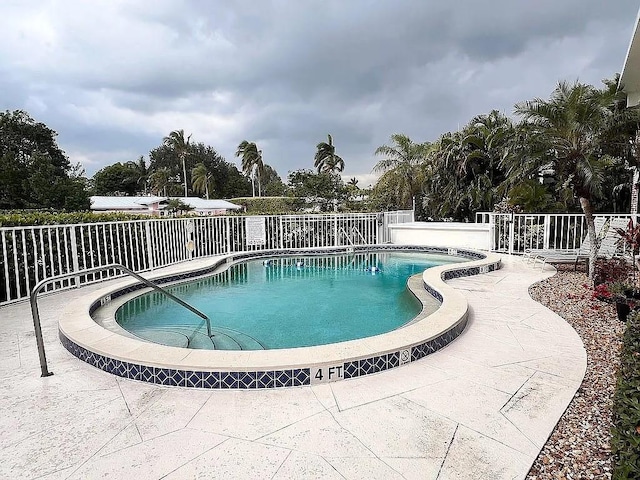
476,212,632,253
0,210,413,305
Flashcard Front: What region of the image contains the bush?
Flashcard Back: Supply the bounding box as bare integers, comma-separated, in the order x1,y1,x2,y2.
229,197,305,215
611,312,640,478
0,211,149,227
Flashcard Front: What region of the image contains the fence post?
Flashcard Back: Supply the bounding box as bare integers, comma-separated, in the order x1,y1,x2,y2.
488,214,495,251
279,216,284,250
225,216,231,253
543,215,550,250
145,221,154,271
334,215,339,247
69,226,81,287
508,213,515,255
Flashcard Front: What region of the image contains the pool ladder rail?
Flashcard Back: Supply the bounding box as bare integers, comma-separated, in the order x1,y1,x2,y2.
29,263,212,378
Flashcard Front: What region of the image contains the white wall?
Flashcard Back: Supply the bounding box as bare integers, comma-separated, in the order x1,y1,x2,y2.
389,222,492,250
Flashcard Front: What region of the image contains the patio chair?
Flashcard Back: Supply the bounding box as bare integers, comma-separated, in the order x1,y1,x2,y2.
522,216,607,264
530,217,628,270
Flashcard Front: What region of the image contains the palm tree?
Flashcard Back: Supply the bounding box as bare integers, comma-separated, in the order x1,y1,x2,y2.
374,134,430,209
348,177,359,188
509,81,614,279
149,167,172,196
165,198,194,216
236,141,264,196
125,156,149,194
314,134,345,174
163,130,191,197
192,163,213,199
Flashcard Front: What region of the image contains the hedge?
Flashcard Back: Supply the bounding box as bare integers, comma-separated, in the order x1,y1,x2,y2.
0,211,149,227
229,197,306,214
611,311,640,478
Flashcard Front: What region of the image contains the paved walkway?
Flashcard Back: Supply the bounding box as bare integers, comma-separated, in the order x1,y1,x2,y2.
0,256,586,479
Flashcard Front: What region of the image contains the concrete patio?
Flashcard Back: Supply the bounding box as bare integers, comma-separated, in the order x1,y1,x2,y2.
0,255,586,479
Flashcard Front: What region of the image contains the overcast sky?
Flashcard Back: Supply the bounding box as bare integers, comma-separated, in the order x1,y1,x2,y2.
1,1,639,187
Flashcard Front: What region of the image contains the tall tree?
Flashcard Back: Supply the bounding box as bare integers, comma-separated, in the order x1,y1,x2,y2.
191,163,213,199
373,134,430,210
125,156,149,194
92,162,139,195
314,134,345,174
0,110,89,210
162,130,191,197
149,167,173,196
235,140,264,196
508,81,614,278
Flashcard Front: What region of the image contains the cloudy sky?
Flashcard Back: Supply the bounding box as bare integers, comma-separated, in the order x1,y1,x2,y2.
1,1,639,187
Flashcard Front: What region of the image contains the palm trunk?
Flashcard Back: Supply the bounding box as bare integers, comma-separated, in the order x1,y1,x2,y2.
579,196,597,280
182,154,188,198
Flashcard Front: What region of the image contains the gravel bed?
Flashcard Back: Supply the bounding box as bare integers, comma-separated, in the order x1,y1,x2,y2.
526,267,626,479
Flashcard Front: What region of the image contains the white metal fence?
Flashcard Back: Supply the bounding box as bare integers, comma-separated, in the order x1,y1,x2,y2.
475,212,632,254
0,210,413,305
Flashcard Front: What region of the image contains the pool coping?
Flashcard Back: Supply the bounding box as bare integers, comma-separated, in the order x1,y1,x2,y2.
59,245,502,388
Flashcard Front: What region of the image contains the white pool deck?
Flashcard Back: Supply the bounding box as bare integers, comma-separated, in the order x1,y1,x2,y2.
0,255,585,479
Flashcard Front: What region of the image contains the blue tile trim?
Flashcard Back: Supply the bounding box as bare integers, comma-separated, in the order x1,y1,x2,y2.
59,315,467,388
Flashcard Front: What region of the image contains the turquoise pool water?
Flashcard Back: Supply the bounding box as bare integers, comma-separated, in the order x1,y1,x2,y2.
115,252,463,350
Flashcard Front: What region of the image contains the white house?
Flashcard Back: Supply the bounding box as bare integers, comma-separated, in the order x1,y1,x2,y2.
90,196,242,216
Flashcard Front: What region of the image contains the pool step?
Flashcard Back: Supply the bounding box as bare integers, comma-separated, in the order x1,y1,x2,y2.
134,325,265,351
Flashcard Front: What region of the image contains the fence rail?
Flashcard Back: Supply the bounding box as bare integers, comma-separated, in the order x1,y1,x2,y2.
475,212,632,254
0,210,413,305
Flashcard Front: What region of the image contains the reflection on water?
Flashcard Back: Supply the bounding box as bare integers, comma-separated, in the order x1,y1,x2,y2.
116,252,462,350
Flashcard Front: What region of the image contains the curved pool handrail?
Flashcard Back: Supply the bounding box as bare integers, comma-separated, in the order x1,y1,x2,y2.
29,263,211,377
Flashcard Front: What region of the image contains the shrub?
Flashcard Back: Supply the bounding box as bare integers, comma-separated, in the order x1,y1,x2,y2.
594,257,633,286
611,312,640,478
0,211,149,227
229,197,305,215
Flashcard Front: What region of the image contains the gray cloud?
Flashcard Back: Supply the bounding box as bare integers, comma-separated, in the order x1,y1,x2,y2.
0,0,638,185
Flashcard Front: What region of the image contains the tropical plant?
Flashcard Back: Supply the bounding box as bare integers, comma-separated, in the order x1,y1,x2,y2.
191,163,214,199
236,140,264,196
506,81,614,279
149,167,173,196
314,134,345,174
165,198,194,216
373,134,430,210
125,156,149,194
162,130,191,197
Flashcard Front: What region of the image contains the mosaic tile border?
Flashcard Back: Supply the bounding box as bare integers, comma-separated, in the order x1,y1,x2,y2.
59,316,468,389
65,245,501,389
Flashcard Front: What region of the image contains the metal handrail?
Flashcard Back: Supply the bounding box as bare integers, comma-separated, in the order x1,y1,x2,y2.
30,263,211,377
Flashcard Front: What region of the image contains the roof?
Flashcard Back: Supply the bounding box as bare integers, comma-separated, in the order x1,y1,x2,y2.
619,8,640,106
177,197,242,210
91,196,166,210
90,196,242,211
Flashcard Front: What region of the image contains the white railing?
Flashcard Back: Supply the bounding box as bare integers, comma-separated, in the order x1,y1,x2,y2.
475,212,632,253
0,210,413,305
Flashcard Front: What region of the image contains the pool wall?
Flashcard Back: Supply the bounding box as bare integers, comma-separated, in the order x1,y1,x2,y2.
59,245,501,389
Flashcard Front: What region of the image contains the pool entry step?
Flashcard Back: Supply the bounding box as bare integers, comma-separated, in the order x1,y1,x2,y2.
133,325,265,350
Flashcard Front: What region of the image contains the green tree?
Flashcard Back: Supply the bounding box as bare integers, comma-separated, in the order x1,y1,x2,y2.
287,169,345,211
508,81,614,278
235,140,264,196
125,156,149,194
191,163,213,199
163,130,191,197
165,198,194,216
261,164,286,196
149,167,173,196
314,134,345,174
149,142,251,198
92,162,139,195
373,134,430,210
0,110,90,210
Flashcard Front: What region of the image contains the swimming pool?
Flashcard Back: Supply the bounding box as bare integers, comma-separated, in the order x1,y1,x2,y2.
115,252,463,350
59,245,502,388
